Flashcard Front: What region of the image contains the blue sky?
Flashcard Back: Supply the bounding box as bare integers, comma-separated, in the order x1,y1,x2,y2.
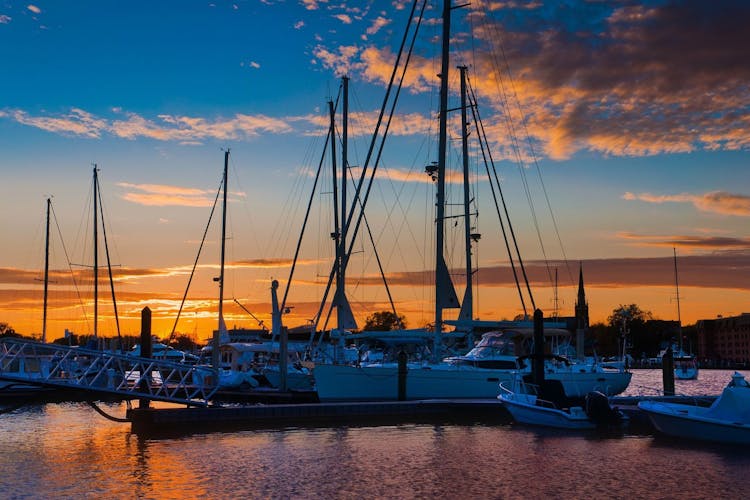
1,0,749,338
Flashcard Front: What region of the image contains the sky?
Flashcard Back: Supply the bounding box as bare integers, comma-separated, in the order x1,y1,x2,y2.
1,0,749,342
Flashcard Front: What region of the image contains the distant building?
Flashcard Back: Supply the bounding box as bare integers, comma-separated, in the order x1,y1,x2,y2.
696,313,750,366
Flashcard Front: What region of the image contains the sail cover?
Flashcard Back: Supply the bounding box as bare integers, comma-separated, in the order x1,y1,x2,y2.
437,256,460,309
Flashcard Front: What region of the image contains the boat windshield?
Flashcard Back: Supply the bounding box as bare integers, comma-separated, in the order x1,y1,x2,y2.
466,332,516,358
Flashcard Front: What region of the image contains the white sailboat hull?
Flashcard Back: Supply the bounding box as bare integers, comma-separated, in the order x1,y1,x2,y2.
313,363,632,402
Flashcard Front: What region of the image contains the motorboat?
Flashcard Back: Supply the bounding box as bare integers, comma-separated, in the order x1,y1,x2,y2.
0,350,54,397
213,342,314,391
638,371,750,445
498,374,628,430
674,350,699,380
128,342,200,364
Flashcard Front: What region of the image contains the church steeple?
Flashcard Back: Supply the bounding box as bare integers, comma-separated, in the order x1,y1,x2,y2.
575,262,589,330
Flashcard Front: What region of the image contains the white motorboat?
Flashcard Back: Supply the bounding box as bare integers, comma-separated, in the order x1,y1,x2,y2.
214,342,313,391
0,351,54,396
638,371,750,445
674,351,699,380
498,374,628,430
128,342,199,364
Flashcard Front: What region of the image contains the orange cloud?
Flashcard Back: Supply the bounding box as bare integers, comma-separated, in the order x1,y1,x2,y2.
301,0,325,10
617,232,750,251
333,14,352,24
623,191,750,217
231,258,321,268
366,16,390,35
118,182,216,207
316,1,750,161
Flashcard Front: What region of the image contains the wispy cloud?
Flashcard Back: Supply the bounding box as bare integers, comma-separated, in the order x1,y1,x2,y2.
293,20,304,29
366,16,390,35
232,258,320,268
301,0,326,11
617,232,750,251
623,191,750,217
10,108,106,138
0,14,11,24
117,183,216,207
3,108,293,144
333,14,352,25
312,44,360,76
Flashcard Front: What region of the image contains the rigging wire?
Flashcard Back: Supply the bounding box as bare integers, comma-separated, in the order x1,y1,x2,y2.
312,0,428,336
95,173,122,347
473,0,574,286
467,76,535,314
168,174,223,342
50,203,89,334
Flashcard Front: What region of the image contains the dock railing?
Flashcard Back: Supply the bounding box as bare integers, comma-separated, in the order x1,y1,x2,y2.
0,338,217,407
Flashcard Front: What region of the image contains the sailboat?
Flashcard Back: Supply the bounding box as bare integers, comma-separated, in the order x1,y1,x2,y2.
672,248,699,380
312,1,631,401
0,198,56,397
183,152,313,392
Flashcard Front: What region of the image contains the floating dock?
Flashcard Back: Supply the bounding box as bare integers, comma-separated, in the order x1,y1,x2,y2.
127,399,511,434
126,395,717,435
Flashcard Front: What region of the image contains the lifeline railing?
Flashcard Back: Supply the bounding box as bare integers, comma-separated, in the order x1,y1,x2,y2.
0,338,218,407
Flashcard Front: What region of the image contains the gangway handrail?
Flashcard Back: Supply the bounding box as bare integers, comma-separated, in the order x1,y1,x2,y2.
0,338,218,407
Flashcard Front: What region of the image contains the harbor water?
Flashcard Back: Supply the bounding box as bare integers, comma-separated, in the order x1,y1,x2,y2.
2,370,749,499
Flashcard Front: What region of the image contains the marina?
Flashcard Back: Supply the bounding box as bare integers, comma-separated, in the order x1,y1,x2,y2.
2,0,749,498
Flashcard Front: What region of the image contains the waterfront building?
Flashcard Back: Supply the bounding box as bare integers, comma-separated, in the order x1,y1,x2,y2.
696,313,750,366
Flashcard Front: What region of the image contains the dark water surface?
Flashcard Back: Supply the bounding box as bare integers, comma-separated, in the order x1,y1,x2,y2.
2,370,749,499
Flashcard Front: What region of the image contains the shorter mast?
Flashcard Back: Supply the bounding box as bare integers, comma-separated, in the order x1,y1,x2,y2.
212,150,230,370
42,197,51,343
673,247,682,352
93,165,99,338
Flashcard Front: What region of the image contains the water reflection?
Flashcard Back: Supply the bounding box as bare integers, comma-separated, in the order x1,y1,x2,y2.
2,371,750,498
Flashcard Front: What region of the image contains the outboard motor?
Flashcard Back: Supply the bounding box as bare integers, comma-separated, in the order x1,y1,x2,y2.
585,391,625,424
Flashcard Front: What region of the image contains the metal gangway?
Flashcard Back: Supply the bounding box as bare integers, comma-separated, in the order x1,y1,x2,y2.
0,338,218,407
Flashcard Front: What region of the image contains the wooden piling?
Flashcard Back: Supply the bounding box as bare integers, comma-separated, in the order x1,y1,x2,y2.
532,309,545,386
662,345,675,396
398,350,408,401
139,306,152,409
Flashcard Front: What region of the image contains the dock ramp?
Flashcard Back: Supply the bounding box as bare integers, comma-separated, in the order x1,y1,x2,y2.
0,338,217,407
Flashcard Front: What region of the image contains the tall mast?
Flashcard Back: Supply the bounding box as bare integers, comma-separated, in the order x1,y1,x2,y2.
458,66,473,322
93,165,99,338
42,197,51,343
434,0,452,360
340,76,349,323
673,247,682,351
332,77,356,331
329,98,340,324
212,150,230,369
